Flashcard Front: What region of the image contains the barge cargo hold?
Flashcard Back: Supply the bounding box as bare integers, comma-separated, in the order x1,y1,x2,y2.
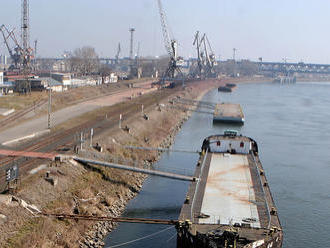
177,132,282,248
213,103,245,124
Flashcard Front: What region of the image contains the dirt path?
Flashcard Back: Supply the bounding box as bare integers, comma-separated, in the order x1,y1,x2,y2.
0,83,156,145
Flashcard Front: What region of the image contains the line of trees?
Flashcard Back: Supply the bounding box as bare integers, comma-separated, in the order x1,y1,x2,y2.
69,46,101,76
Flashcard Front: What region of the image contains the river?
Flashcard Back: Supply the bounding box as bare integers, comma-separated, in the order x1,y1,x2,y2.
105,81,330,248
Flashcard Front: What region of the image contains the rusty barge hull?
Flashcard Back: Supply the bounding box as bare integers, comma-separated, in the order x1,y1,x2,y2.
177,134,282,248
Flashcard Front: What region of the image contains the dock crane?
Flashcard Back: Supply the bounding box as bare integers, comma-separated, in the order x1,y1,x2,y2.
157,0,183,83
192,31,203,79
0,25,23,69
0,0,33,72
200,33,218,78
115,42,121,64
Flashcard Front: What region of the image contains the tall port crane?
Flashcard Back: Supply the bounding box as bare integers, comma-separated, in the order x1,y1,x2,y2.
192,31,203,79
21,0,33,71
0,25,23,69
200,33,218,78
115,42,121,64
0,0,33,71
157,0,183,82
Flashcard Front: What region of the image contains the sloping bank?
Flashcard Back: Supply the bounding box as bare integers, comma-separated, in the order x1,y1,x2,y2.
0,78,268,247
79,77,269,247
79,79,222,247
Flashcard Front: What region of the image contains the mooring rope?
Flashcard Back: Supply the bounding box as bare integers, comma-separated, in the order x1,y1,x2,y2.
107,226,175,248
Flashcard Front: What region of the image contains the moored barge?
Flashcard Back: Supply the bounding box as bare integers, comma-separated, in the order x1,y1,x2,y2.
218,86,232,92
213,103,245,125
177,131,282,248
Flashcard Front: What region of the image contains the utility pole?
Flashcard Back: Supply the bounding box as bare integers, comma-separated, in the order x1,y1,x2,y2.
129,28,135,77
233,48,237,61
233,48,237,77
129,28,135,60
34,39,37,70
47,88,52,129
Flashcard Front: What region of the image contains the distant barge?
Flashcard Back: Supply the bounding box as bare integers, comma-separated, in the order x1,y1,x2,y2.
218,86,232,92
213,103,245,124
177,131,282,248
218,83,237,92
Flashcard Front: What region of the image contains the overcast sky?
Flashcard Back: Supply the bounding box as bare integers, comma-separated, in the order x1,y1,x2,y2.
1,0,330,63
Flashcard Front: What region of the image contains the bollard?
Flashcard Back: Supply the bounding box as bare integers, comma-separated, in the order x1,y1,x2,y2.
119,114,122,129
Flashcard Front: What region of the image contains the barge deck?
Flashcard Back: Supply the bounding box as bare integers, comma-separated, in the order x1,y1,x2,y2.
177,132,282,248
213,103,245,124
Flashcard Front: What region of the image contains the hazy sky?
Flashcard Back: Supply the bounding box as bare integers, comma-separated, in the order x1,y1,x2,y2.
1,0,330,63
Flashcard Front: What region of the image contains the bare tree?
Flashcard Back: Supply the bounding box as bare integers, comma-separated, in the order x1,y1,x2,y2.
69,46,100,76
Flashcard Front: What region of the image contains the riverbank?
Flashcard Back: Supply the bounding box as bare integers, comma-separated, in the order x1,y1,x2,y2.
79,77,271,247
0,77,269,247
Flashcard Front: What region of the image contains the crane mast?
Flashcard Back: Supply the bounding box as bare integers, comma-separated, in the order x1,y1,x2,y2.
21,0,33,70
200,33,218,78
157,0,183,83
115,42,121,64
192,31,203,79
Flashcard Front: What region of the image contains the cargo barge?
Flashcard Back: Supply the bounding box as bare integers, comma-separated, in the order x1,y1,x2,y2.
218,86,232,92
213,103,245,124
177,131,282,248
225,83,237,89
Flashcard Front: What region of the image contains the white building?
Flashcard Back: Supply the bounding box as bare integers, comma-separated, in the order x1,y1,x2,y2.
109,73,118,83
0,55,7,65
0,71,3,84
51,73,71,86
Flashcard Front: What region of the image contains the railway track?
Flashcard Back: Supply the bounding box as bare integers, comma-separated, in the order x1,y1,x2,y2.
0,99,48,130
0,86,129,132
0,88,176,192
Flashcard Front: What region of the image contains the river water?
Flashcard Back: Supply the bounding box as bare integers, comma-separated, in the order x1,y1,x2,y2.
105,81,330,248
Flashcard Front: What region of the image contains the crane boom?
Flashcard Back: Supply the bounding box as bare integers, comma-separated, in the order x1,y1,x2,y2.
157,0,173,58
201,34,211,68
0,25,13,57
156,0,183,83
0,24,23,69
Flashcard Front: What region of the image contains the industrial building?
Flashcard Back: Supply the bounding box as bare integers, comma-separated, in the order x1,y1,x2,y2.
51,73,71,86
28,77,66,92
0,71,14,95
